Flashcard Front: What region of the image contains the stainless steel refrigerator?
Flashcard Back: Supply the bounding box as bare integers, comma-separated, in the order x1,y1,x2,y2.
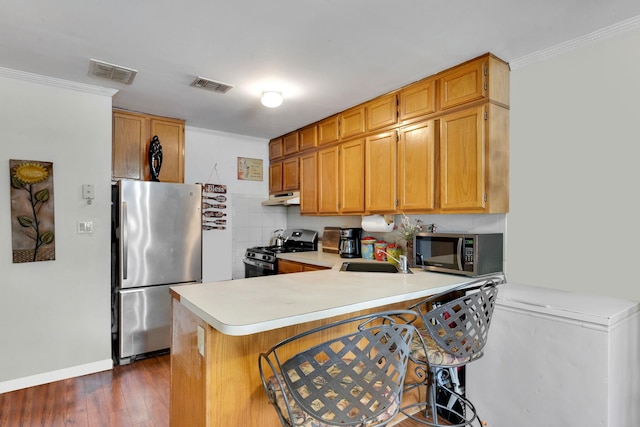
111,180,202,365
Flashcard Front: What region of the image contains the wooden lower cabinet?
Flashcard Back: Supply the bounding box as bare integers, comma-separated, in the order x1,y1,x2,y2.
277,259,330,274
112,110,185,183
170,295,423,426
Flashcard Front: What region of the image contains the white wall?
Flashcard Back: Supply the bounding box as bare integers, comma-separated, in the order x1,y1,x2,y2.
0,72,113,391
508,25,640,301
184,127,283,280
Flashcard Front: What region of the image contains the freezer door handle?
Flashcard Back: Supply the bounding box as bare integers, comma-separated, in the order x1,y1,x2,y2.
503,298,551,308
122,201,128,280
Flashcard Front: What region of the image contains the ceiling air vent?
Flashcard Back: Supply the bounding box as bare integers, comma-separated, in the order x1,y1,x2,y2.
190,76,233,94
89,59,137,84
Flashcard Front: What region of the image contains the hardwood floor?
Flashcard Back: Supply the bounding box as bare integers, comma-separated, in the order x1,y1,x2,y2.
0,354,435,427
0,355,170,427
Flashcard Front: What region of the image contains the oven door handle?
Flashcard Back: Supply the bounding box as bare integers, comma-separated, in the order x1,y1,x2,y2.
243,257,275,271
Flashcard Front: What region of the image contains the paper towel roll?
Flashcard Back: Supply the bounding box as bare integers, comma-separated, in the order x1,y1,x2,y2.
361,214,395,232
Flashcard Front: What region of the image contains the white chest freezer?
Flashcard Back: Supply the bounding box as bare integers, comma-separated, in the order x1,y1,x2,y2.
466,283,640,427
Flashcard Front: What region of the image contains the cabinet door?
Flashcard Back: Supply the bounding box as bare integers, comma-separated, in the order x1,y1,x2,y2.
299,125,318,151
282,157,299,191
340,107,365,140
318,117,339,145
269,138,283,159
439,58,486,110
439,106,485,210
150,118,184,183
399,78,436,121
398,121,436,211
300,152,317,214
317,146,339,214
365,131,397,213
113,111,146,180
277,259,304,274
366,94,397,131
339,139,365,214
269,161,283,193
283,132,299,156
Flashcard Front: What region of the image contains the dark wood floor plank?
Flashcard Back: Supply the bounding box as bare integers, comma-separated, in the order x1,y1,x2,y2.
0,354,423,427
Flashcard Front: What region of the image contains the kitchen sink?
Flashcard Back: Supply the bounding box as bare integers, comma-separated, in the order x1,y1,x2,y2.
339,262,399,273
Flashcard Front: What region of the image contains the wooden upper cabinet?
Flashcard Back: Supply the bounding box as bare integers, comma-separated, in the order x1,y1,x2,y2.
399,78,437,121
299,125,318,151
439,54,510,111
398,121,437,212
112,110,185,183
113,111,146,180
149,118,184,183
269,138,283,160
282,132,299,156
282,157,299,191
299,152,317,214
317,140,365,215
366,94,398,132
317,145,340,213
339,107,365,140
439,58,486,110
439,105,485,210
318,116,339,145
365,131,397,213
339,139,365,214
269,161,283,193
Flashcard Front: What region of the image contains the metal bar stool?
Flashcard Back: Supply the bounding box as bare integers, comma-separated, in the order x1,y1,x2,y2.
401,275,504,426
259,310,424,427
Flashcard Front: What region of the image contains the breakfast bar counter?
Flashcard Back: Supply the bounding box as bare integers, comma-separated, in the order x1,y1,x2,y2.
169,267,475,426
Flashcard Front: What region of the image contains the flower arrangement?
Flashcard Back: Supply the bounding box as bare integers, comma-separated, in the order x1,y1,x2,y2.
394,214,425,242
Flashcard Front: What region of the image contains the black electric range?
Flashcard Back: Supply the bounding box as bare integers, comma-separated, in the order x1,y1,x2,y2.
244,229,318,278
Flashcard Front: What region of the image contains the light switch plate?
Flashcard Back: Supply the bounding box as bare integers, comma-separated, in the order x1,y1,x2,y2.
77,221,94,234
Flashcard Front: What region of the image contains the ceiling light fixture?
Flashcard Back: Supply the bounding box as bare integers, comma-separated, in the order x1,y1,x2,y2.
261,91,283,108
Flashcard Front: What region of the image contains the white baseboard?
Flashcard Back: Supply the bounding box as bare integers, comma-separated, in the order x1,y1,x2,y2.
0,359,113,394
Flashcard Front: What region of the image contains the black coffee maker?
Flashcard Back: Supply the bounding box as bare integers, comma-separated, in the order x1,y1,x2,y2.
339,227,362,258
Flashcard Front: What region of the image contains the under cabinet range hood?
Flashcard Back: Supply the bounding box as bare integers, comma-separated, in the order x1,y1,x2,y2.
262,191,300,206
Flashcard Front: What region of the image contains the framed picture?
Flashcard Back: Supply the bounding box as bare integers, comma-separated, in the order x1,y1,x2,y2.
237,157,263,181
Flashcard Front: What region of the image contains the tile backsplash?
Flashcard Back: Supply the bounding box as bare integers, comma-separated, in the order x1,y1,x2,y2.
231,195,506,279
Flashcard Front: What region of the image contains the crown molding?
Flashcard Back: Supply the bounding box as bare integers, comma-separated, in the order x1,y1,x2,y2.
0,66,118,97
510,15,640,70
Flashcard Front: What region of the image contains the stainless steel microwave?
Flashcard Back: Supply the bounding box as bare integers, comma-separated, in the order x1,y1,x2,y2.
413,232,503,276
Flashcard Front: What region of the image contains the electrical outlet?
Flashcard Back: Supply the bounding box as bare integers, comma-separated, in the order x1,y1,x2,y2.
197,325,205,356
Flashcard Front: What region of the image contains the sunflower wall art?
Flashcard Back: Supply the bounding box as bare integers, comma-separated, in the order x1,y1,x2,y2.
10,160,55,263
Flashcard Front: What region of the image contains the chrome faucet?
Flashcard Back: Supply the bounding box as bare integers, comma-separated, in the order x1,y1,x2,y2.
379,251,412,274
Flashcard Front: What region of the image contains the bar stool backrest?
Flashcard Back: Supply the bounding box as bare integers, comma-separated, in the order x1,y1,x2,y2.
417,278,500,360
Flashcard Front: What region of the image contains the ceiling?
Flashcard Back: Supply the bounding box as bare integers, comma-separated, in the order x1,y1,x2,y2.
2,1,640,140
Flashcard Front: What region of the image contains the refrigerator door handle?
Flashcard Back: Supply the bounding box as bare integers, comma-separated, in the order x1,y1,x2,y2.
122,201,128,280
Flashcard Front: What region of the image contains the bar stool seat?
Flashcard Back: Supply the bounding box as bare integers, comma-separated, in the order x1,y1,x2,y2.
259,310,422,427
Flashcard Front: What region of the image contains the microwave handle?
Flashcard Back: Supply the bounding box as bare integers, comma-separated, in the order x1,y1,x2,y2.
456,237,463,270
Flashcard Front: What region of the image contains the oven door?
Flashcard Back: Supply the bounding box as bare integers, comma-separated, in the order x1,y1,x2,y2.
244,257,277,278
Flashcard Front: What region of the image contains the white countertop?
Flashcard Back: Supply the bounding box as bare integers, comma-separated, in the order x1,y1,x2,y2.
172,251,477,336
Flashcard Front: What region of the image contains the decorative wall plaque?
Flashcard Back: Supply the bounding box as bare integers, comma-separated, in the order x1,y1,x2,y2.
9,159,56,263
237,157,263,181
